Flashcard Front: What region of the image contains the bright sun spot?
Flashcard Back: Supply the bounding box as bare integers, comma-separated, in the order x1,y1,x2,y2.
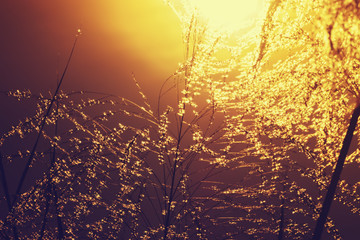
188,0,264,32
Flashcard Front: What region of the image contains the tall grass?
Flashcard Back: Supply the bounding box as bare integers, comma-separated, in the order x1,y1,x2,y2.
2,1,360,239
0,20,249,239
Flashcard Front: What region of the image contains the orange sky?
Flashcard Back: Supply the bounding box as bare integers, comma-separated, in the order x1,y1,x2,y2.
0,0,183,99
0,0,186,135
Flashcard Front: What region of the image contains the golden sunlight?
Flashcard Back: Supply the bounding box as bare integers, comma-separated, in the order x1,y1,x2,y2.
187,0,265,32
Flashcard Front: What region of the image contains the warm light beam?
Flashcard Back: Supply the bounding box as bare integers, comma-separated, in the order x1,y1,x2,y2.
188,0,264,32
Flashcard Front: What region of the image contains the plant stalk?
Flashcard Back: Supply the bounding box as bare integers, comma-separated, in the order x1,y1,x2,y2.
0,153,19,239
12,35,78,207
312,104,360,240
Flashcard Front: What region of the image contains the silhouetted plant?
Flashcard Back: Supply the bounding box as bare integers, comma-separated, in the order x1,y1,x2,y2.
219,0,360,239
2,1,360,239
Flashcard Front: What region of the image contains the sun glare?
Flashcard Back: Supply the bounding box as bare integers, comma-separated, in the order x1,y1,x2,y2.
188,0,264,32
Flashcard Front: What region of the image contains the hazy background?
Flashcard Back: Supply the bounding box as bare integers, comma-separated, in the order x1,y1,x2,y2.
1,1,360,239
0,0,183,132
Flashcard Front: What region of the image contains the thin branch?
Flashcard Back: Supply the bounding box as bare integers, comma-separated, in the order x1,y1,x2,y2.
0,153,19,239
11,34,79,210
312,104,360,240
0,153,12,212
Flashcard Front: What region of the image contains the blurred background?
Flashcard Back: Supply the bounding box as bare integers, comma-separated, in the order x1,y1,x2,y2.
0,0,183,132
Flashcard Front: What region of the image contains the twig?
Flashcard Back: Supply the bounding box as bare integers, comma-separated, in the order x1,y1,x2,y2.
11,33,79,209
0,153,19,239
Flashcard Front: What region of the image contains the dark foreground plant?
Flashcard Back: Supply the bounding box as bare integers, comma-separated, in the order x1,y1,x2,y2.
0,21,255,239
2,1,360,239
